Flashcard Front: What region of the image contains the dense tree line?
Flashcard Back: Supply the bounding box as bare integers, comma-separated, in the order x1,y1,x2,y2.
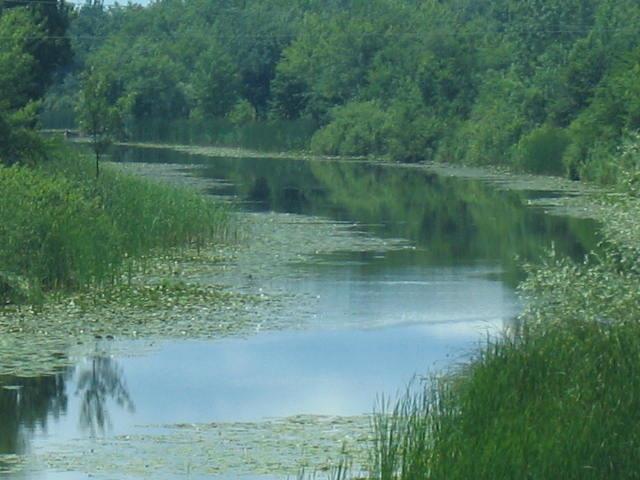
42,0,640,184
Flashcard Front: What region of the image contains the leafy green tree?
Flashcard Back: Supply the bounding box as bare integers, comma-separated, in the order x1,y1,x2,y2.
69,0,110,68
486,0,597,62
188,43,240,119
214,0,302,117
272,11,389,120
76,71,125,177
1,0,72,98
0,9,41,109
449,71,532,167
0,8,46,165
123,46,187,121
310,101,390,156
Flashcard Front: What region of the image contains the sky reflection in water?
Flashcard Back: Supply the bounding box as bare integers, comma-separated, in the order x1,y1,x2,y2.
27,252,515,446
2,148,599,478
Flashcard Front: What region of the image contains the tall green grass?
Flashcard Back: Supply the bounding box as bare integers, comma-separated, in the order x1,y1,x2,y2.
43,153,233,256
295,458,353,480
372,317,640,479
0,147,232,302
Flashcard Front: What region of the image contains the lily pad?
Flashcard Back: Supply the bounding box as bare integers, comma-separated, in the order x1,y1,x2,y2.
38,415,372,478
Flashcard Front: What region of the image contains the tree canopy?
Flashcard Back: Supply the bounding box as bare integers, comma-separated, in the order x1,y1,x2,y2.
0,0,72,165
38,0,640,184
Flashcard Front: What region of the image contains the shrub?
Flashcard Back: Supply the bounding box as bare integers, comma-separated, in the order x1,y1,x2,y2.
310,101,390,156
228,99,257,126
515,124,571,175
385,97,444,163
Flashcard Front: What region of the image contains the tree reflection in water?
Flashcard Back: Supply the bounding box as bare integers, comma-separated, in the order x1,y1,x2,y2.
75,355,135,436
0,350,135,472
0,373,68,456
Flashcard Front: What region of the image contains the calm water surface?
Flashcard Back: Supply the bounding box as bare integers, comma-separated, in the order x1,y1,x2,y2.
0,147,598,478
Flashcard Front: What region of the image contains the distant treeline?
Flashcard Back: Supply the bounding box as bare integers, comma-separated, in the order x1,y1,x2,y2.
39,0,640,184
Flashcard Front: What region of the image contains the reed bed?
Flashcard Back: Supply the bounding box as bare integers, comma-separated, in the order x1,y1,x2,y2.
0,147,232,301
370,315,640,479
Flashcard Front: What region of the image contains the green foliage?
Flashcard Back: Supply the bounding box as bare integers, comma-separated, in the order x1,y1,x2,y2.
49,0,307,129
310,101,390,156
269,68,309,120
119,46,187,121
447,72,530,166
372,315,640,480
213,0,300,116
271,10,391,120
38,0,640,184
1,0,72,99
0,8,48,165
516,124,571,175
617,131,640,195
563,45,640,182
0,162,119,293
45,150,233,259
68,0,110,68
385,96,445,163
76,70,126,175
227,99,257,126
0,103,47,166
0,2,73,166
0,9,42,110
521,246,640,328
0,148,232,302
189,44,240,119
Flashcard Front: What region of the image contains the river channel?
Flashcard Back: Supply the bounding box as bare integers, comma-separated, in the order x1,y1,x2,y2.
0,146,598,478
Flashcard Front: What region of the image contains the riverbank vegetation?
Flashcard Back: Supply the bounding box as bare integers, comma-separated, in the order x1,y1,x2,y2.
45,0,640,187
0,148,231,304
0,1,232,304
371,313,640,478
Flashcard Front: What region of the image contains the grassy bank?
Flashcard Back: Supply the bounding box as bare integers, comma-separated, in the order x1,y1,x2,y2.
0,146,231,303
372,320,640,479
